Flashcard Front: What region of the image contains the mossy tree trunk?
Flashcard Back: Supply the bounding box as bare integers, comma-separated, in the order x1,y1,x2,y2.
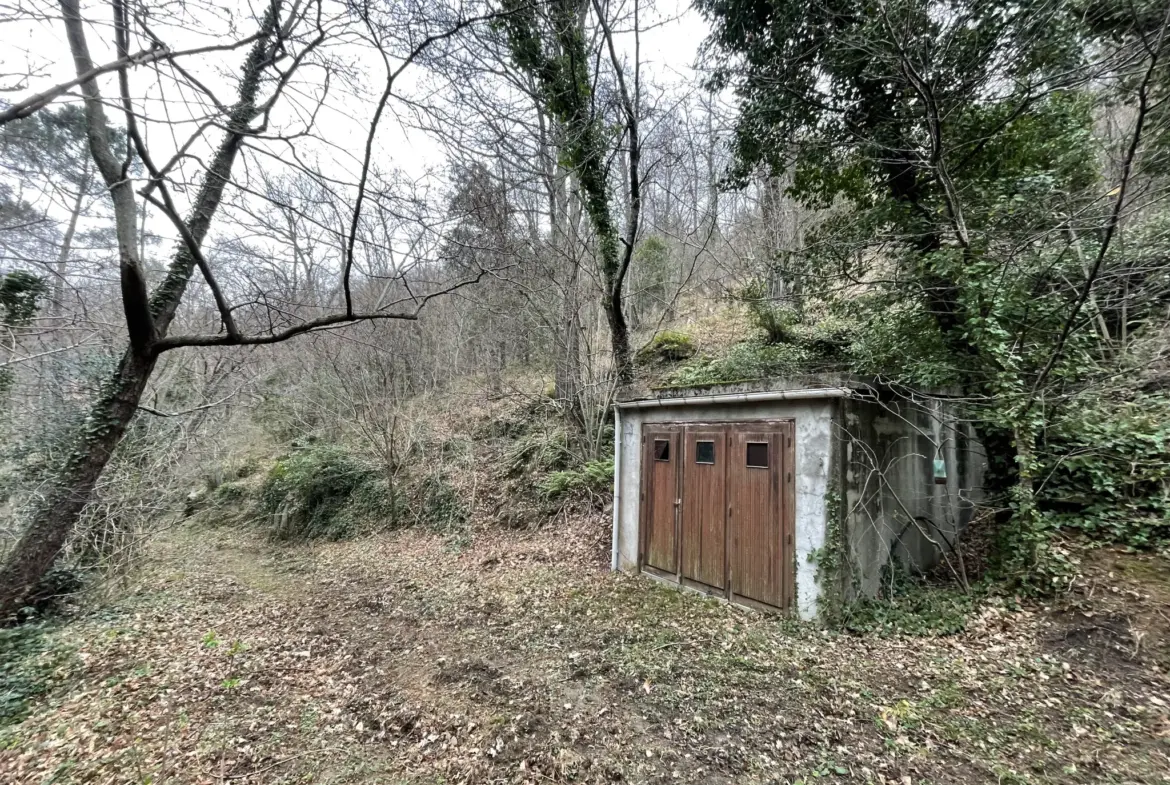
501,0,640,386
0,0,281,619
0,348,156,616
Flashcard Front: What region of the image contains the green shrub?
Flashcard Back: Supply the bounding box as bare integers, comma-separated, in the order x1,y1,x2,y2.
833,571,980,636
8,565,87,622
0,623,72,727
506,428,571,477
1040,393,1170,548
409,474,467,533
213,481,247,504
256,445,476,540
844,299,959,388
735,280,799,344
636,330,696,363
838,590,976,636
0,270,48,327
540,458,614,500
259,446,389,541
343,475,402,528
233,457,261,479
797,315,857,362
478,397,560,440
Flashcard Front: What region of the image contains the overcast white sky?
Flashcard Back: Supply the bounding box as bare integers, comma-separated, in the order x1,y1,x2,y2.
0,0,708,179
0,0,713,280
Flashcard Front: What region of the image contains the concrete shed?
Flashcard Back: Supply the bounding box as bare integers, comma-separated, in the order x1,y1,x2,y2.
611,375,985,619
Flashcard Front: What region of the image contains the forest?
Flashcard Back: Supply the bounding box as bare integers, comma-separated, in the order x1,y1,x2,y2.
0,0,1168,782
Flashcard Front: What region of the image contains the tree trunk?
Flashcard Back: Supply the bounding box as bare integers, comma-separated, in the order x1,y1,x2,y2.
603,288,632,386
0,346,155,618
1000,423,1043,580
52,158,90,315
555,235,583,431
549,149,584,433
973,421,1017,510
0,0,280,617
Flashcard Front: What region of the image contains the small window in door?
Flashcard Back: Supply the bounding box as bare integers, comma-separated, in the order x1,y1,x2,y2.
695,440,715,464
746,441,769,468
653,439,670,461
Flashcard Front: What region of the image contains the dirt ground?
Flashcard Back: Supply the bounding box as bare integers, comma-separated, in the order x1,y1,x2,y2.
1,518,1168,785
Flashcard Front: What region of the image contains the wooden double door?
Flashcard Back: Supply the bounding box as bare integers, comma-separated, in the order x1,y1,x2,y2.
639,421,795,612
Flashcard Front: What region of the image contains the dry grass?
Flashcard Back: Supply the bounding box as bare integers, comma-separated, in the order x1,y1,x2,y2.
1,519,1167,785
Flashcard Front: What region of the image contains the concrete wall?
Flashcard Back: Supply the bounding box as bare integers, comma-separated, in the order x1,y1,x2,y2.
839,396,984,598
614,399,835,619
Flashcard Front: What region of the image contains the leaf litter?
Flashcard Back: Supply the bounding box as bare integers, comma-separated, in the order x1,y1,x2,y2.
0,518,1166,784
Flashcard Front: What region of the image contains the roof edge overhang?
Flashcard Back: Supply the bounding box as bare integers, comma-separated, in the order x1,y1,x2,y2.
615,372,969,409
614,386,855,410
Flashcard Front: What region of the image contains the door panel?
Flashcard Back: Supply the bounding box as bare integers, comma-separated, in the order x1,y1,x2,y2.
728,426,785,607
680,428,726,589
641,419,795,613
641,430,679,573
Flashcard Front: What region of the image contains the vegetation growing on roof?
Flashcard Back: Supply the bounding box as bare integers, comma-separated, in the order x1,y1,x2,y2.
664,340,812,387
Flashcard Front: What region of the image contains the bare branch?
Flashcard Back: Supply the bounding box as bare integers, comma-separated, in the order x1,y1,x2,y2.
137,386,246,417
0,34,267,127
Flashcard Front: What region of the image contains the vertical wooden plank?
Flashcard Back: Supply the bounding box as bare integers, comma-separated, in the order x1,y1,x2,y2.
680,428,726,589
723,425,731,599
775,427,786,611
640,429,678,573
729,426,783,608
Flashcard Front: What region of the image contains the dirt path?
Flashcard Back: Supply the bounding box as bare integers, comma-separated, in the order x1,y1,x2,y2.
1,522,1168,784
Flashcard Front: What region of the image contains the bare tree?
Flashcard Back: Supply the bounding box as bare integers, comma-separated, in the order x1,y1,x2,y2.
0,0,505,615
498,0,645,384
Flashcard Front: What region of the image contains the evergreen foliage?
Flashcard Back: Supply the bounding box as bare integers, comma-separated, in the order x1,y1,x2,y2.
539,458,614,500
1041,393,1170,547
259,446,391,541
0,623,70,727
699,0,1170,573
0,270,48,397
257,446,471,541
0,270,47,327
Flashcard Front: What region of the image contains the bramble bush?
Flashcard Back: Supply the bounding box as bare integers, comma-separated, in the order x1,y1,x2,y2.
1040,393,1170,548
259,445,393,541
